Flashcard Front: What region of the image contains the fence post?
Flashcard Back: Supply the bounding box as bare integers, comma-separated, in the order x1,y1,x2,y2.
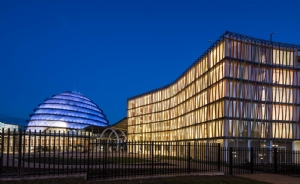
12,129,16,177
105,139,108,178
274,148,277,174
151,141,154,176
7,128,10,177
218,143,220,172
86,132,91,180
250,147,253,174
0,128,4,178
229,147,233,175
188,142,191,174
18,130,22,178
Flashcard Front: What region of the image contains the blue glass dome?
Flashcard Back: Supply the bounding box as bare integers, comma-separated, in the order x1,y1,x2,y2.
27,91,109,132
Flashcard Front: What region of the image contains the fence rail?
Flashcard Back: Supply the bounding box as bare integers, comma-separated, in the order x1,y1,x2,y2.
1,129,300,180
0,128,91,178
86,141,220,180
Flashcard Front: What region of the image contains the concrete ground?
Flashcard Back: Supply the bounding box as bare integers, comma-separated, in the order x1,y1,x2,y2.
2,172,300,184
237,174,300,184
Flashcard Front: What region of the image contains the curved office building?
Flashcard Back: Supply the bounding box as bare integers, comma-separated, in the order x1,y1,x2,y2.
27,91,109,132
127,31,300,150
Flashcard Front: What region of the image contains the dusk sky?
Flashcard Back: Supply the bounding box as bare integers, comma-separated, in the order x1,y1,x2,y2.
1,0,300,125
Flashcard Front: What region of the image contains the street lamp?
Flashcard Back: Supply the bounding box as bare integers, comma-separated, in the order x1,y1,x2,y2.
270,32,275,42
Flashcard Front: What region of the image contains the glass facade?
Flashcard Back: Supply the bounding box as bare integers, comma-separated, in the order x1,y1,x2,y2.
127,32,300,148
0,122,19,132
27,91,109,132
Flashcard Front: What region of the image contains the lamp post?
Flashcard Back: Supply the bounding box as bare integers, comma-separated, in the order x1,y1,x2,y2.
270,32,275,42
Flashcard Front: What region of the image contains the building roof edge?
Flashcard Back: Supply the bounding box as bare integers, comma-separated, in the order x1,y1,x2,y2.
127,31,300,101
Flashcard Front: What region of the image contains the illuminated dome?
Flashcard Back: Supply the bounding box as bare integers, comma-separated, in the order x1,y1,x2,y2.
27,91,109,132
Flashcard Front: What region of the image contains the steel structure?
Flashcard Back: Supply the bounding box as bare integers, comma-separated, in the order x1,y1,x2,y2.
127,31,300,150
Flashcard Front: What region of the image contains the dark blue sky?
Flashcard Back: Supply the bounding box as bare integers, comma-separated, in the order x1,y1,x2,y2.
1,0,300,124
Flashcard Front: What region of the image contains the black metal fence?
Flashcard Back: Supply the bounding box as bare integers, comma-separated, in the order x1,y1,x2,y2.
0,128,90,178
220,147,300,176
86,141,220,180
1,128,300,180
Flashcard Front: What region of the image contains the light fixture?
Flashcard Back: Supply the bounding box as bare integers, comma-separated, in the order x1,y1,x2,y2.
270,32,275,42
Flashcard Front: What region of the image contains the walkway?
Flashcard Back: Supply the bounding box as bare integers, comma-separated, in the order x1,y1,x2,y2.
237,174,300,184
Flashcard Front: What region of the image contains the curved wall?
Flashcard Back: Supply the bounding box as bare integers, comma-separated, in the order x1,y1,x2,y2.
128,36,226,141
127,32,300,143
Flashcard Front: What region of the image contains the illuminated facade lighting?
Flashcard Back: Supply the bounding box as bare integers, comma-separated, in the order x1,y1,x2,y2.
27,91,109,132
127,31,300,149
